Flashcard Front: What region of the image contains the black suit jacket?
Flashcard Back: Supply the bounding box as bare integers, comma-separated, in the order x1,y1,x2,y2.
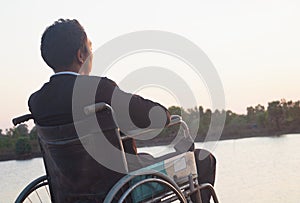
29,74,170,153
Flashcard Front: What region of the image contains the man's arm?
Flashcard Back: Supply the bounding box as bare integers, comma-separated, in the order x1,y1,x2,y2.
96,77,171,132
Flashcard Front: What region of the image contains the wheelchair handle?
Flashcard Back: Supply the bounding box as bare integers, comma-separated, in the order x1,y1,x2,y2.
12,114,34,126
12,103,113,126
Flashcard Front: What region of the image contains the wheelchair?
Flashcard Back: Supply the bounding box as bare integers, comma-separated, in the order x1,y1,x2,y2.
13,103,219,203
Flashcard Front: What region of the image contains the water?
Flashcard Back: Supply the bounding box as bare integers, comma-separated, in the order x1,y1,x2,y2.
1,134,300,203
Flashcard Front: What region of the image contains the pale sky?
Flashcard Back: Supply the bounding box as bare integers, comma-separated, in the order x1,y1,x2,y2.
0,0,299,130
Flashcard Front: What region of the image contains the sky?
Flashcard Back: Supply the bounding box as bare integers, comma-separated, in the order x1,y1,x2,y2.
0,0,299,130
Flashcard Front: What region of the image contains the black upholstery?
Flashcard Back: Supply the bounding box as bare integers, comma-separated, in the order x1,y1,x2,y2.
36,109,127,202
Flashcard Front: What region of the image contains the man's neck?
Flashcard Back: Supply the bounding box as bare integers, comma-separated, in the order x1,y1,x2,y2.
54,64,80,73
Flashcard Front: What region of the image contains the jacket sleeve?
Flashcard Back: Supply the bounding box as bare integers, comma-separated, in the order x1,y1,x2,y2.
96,77,171,132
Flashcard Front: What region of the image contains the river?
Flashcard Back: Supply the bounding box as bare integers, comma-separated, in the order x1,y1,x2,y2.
1,134,300,203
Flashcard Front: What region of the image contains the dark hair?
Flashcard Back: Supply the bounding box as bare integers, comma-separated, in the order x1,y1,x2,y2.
41,19,87,71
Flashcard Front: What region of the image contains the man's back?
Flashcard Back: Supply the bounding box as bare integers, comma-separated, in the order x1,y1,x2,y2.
29,74,75,126
29,73,169,130
29,74,116,126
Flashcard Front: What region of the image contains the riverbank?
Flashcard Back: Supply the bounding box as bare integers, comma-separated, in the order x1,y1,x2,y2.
2,130,300,162
0,152,42,162
135,129,300,147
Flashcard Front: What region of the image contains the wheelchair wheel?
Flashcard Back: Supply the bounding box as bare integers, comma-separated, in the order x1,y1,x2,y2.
104,170,187,203
15,175,51,203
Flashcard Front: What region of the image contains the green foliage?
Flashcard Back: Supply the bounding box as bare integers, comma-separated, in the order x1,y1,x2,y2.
15,124,29,136
256,111,267,128
267,101,283,130
4,124,29,138
168,106,182,116
165,99,300,140
0,99,300,160
0,124,40,160
5,128,14,137
29,126,38,140
15,137,32,155
0,136,13,148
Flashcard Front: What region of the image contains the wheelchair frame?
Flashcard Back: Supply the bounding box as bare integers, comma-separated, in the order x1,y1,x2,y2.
13,103,219,203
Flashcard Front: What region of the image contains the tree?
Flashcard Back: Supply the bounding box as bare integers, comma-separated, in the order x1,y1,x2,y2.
5,128,14,137
255,104,265,112
3,124,29,137
168,106,182,116
203,109,212,126
185,107,199,127
290,101,300,121
253,104,266,128
29,126,38,140
225,110,237,125
247,106,255,121
256,111,267,128
15,124,29,137
15,137,32,155
267,101,283,130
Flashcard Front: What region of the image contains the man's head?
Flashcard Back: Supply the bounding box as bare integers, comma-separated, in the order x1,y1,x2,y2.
41,19,92,73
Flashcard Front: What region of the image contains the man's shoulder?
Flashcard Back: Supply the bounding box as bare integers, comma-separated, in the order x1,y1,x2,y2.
28,82,49,100
28,75,118,103
77,75,117,87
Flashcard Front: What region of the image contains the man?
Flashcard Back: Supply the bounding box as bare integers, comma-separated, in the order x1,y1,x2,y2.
29,19,216,202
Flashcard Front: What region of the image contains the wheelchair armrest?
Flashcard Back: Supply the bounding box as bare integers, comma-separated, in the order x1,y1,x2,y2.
121,115,190,139
84,102,113,115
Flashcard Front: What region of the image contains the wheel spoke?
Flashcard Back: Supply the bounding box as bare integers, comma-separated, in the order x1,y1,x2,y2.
34,190,42,203
45,184,50,197
27,197,33,203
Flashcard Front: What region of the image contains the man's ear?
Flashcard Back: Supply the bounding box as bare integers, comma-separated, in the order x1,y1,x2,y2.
76,48,85,64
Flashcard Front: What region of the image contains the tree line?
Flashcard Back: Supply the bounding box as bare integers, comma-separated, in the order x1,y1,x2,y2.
166,99,300,141
0,99,300,160
0,124,39,160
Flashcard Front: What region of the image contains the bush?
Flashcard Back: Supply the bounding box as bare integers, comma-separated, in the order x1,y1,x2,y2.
0,137,12,148
29,126,38,140
15,137,32,155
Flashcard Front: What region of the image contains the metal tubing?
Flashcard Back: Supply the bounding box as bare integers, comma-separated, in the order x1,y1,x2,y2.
104,170,184,203
118,178,187,203
196,183,219,203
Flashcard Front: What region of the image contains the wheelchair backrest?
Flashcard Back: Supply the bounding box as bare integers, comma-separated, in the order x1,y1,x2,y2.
36,108,128,202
